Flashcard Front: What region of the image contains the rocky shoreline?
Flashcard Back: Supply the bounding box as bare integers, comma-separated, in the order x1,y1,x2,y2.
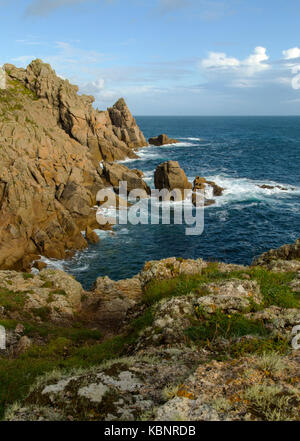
0,60,299,422
0,60,148,272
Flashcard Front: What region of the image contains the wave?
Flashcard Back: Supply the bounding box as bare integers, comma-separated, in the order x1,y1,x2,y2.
40,256,65,271
203,175,300,207
178,137,202,141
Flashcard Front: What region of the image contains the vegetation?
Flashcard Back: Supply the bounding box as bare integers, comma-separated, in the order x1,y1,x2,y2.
143,264,299,308
244,383,300,421
0,308,153,419
0,261,298,419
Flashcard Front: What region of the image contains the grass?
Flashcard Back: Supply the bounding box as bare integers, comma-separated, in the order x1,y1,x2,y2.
185,307,269,343
256,351,286,374
143,265,300,309
0,288,27,312
142,263,247,306
0,262,298,419
229,336,290,358
249,267,299,308
0,309,153,419
244,383,300,421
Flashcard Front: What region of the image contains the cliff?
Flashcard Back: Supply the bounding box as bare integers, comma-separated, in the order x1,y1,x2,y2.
0,60,148,270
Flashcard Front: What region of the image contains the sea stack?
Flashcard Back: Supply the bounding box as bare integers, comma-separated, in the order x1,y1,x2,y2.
149,134,179,146
154,161,192,197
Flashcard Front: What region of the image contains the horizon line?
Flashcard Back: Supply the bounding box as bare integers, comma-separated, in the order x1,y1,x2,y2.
134,114,300,117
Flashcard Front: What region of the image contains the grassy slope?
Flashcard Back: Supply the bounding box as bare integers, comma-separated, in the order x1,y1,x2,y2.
0,264,299,418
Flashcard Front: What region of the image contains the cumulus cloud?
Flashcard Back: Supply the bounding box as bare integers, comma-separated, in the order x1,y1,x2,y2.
243,46,269,74
200,46,270,83
282,47,300,60
201,52,239,69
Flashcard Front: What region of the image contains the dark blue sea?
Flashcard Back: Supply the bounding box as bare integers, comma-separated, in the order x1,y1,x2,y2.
43,117,300,289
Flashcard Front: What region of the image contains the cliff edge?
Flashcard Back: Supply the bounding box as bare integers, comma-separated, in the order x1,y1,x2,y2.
0,60,147,270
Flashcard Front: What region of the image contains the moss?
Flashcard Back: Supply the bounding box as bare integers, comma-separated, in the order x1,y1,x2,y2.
0,305,153,419
23,273,34,280
46,293,55,304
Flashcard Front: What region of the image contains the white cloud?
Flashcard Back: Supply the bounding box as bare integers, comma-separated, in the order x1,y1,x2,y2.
243,46,269,74
201,52,240,69
201,46,269,77
282,47,300,60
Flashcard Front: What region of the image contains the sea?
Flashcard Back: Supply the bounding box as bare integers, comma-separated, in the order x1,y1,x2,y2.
41,116,300,289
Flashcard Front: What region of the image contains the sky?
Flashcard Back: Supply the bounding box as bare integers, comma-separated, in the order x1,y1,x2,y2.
1,0,300,115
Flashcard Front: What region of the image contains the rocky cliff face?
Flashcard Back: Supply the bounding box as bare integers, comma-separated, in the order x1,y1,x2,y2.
0,60,148,270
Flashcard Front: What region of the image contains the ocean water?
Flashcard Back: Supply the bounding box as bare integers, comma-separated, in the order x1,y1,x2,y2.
43,116,300,289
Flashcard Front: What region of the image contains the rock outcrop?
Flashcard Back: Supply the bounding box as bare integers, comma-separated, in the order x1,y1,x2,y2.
253,238,300,266
192,176,224,207
0,60,148,270
149,134,179,146
154,161,192,197
101,162,151,195
0,269,82,324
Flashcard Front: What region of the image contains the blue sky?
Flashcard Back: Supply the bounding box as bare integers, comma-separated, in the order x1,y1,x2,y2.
1,0,300,115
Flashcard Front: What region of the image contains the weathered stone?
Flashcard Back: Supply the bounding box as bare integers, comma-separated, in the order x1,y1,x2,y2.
139,257,208,287
14,336,32,356
192,176,224,207
101,162,150,195
253,238,300,266
149,134,179,146
85,227,100,244
154,161,192,197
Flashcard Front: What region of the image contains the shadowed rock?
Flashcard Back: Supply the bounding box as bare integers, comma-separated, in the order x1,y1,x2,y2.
149,134,179,146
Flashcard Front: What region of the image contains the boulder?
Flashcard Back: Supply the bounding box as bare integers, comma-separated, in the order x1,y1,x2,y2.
149,134,179,146
154,161,192,197
101,162,151,196
81,276,142,332
192,176,224,207
0,269,83,322
33,260,47,271
85,227,100,244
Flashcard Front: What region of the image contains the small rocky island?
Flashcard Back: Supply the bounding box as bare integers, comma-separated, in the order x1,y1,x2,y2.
149,133,180,146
